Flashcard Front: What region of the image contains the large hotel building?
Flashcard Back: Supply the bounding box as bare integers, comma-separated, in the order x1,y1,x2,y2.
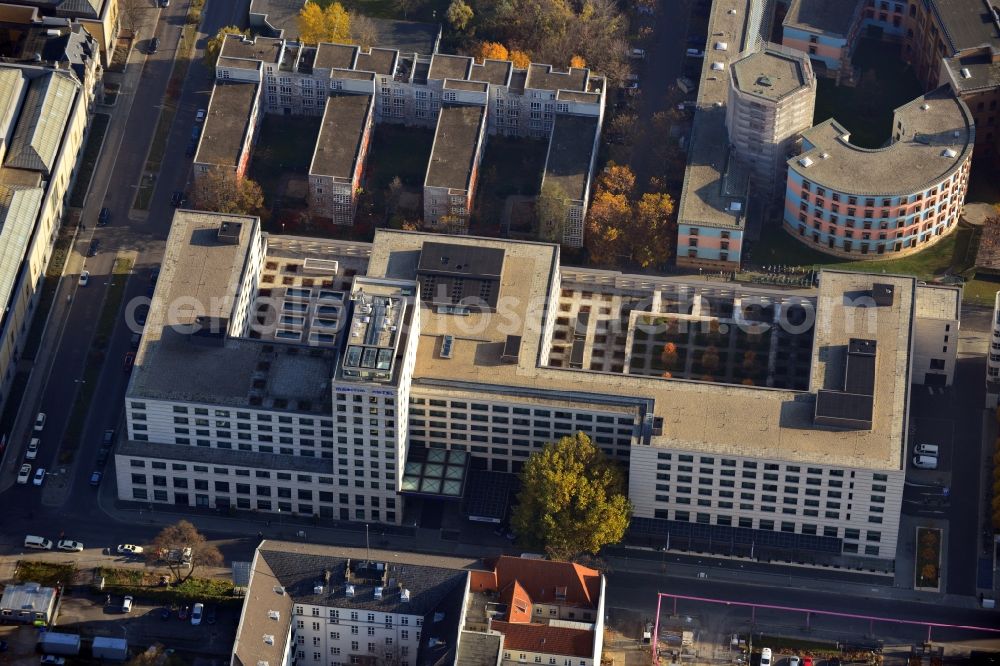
118,210,960,570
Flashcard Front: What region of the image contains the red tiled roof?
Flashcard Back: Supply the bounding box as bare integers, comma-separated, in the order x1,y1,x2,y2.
469,569,497,592
500,579,533,623
491,621,594,659
486,556,601,608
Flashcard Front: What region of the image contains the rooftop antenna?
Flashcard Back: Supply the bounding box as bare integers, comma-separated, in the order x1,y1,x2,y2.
366,523,370,563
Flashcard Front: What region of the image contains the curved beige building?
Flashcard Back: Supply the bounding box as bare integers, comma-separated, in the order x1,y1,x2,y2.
783,86,974,258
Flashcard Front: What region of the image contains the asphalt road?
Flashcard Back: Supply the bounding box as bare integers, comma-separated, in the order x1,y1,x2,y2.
0,0,251,517
626,0,694,191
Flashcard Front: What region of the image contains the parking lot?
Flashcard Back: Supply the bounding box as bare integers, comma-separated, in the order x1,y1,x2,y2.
0,594,235,662
53,592,237,656
908,414,954,480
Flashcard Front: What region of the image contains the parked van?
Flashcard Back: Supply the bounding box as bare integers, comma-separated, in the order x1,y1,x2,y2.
914,443,939,456
25,535,53,550
760,648,772,666
912,455,938,470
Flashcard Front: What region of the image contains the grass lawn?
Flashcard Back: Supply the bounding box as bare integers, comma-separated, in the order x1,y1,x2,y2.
249,115,322,207
98,567,238,604
751,224,999,305
813,38,923,148
134,174,155,211
69,113,110,208
15,561,75,587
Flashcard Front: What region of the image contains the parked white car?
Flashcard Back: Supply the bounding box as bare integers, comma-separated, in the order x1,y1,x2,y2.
79,270,89,286
912,455,938,470
32,468,46,486
191,602,204,625
33,412,46,432
760,648,772,666
26,437,39,460
57,540,84,552
117,544,144,555
17,463,31,484
914,443,939,456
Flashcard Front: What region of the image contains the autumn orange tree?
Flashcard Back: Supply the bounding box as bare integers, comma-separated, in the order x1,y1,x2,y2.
597,162,635,197
298,1,350,44
661,342,678,370
570,54,586,68
585,189,629,265
585,163,676,268
510,49,531,68
476,41,509,62
193,169,266,217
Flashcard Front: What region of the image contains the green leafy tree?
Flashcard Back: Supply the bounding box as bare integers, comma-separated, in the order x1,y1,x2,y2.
204,26,249,68
446,0,474,30
511,433,632,559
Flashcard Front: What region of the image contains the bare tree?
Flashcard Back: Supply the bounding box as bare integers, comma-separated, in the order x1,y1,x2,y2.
145,520,223,582
118,0,146,35
350,13,379,49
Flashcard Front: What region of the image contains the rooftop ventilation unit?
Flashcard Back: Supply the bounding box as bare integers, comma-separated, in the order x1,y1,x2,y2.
268,610,280,620
714,42,728,50
798,156,814,167
756,75,772,87
374,587,383,599
920,103,930,110
273,586,285,595
820,152,830,159
345,585,355,597
401,588,411,602
961,67,972,79
729,202,743,212
440,334,454,359
263,635,274,645
711,62,724,70
942,148,957,158
313,584,324,594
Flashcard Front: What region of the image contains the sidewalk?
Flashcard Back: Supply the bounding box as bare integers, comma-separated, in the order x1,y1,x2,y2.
95,487,983,611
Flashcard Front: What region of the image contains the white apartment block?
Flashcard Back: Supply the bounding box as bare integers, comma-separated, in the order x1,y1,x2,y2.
232,542,606,666
233,542,468,666
203,35,605,244
121,211,944,570
911,283,960,388
0,29,101,415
